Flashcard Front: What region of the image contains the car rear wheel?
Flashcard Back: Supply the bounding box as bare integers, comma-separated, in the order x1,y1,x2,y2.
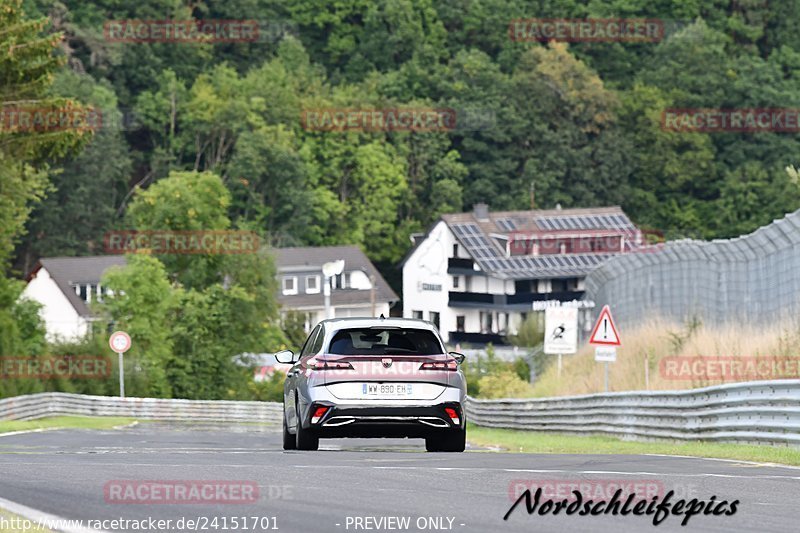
425,429,466,452
295,407,319,451
282,411,296,450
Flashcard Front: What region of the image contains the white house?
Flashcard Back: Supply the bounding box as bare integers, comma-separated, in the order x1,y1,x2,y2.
22,256,126,342
273,245,398,331
401,203,644,345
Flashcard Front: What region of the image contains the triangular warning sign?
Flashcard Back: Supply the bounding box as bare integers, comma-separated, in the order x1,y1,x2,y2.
589,305,621,346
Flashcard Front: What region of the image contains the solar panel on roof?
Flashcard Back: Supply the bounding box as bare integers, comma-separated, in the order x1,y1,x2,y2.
496,218,516,231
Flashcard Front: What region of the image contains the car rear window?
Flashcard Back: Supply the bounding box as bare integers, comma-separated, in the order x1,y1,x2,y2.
327,328,444,356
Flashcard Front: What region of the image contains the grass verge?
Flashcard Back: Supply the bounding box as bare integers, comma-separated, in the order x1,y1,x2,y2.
467,424,800,466
0,508,54,533
0,416,135,434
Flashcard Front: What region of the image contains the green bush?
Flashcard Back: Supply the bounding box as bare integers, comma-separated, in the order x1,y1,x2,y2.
462,343,533,398
247,372,286,402
477,371,533,399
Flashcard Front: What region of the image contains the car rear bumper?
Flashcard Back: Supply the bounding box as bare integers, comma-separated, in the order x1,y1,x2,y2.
301,402,465,438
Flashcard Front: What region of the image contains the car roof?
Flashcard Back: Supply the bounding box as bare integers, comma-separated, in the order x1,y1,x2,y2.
318,317,438,333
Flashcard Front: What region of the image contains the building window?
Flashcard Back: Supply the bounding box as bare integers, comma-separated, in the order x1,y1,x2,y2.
305,275,320,294
456,315,465,332
412,310,424,320
430,311,440,330
332,272,347,289
282,276,297,295
452,276,460,289
453,243,459,257
74,284,90,303
480,311,493,333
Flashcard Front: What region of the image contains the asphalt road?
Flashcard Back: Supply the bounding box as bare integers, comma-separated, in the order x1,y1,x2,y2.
0,423,799,533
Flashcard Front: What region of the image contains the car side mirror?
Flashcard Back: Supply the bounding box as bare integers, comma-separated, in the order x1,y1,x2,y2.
448,351,466,365
274,349,296,364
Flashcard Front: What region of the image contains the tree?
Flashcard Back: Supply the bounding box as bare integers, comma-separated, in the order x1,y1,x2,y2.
100,254,176,397
228,124,312,245
1,0,91,373
125,170,232,288
16,70,132,275
507,42,631,209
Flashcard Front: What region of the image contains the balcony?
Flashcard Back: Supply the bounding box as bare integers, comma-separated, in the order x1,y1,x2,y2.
447,257,477,274
448,290,585,309
448,331,508,346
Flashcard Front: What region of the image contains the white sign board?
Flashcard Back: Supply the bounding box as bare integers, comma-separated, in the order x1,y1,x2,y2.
594,346,617,362
544,307,578,354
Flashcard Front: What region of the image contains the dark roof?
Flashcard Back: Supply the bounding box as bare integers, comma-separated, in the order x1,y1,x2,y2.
272,245,398,308
440,206,640,279
31,256,127,317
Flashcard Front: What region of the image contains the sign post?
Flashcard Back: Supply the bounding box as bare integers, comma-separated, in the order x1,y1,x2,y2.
589,306,621,392
109,331,132,398
544,307,578,378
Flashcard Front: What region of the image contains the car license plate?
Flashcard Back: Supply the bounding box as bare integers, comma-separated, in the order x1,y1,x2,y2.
362,383,412,397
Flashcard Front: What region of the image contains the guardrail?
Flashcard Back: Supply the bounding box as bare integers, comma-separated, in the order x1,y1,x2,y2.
4,382,800,446
0,392,282,424
466,379,800,446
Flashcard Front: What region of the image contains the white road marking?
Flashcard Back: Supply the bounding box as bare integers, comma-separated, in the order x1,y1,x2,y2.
0,428,64,438
643,453,800,471
293,464,800,480
0,495,108,533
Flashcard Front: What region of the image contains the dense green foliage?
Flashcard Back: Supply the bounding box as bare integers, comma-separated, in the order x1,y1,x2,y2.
1,0,91,396
5,0,800,398
14,0,800,273
462,344,532,398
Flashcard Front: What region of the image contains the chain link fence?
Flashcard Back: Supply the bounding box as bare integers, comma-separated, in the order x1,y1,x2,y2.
584,209,800,329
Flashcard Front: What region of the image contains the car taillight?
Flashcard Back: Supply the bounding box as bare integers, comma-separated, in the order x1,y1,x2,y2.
419,361,458,371
311,406,329,424
307,359,354,371
445,407,460,425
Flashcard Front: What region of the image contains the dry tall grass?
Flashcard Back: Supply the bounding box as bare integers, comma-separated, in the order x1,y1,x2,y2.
529,317,800,397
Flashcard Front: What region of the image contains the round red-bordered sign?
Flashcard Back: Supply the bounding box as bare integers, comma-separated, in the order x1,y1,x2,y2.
109,331,132,353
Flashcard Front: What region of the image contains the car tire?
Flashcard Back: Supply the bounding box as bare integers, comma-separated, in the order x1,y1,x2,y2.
282,412,296,450
426,429,466,452
295,407,319,451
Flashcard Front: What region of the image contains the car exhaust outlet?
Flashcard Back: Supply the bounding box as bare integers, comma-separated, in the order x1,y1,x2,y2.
322,416,356,427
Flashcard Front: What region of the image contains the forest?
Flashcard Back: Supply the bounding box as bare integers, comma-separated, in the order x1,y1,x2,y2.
3,0,800,399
